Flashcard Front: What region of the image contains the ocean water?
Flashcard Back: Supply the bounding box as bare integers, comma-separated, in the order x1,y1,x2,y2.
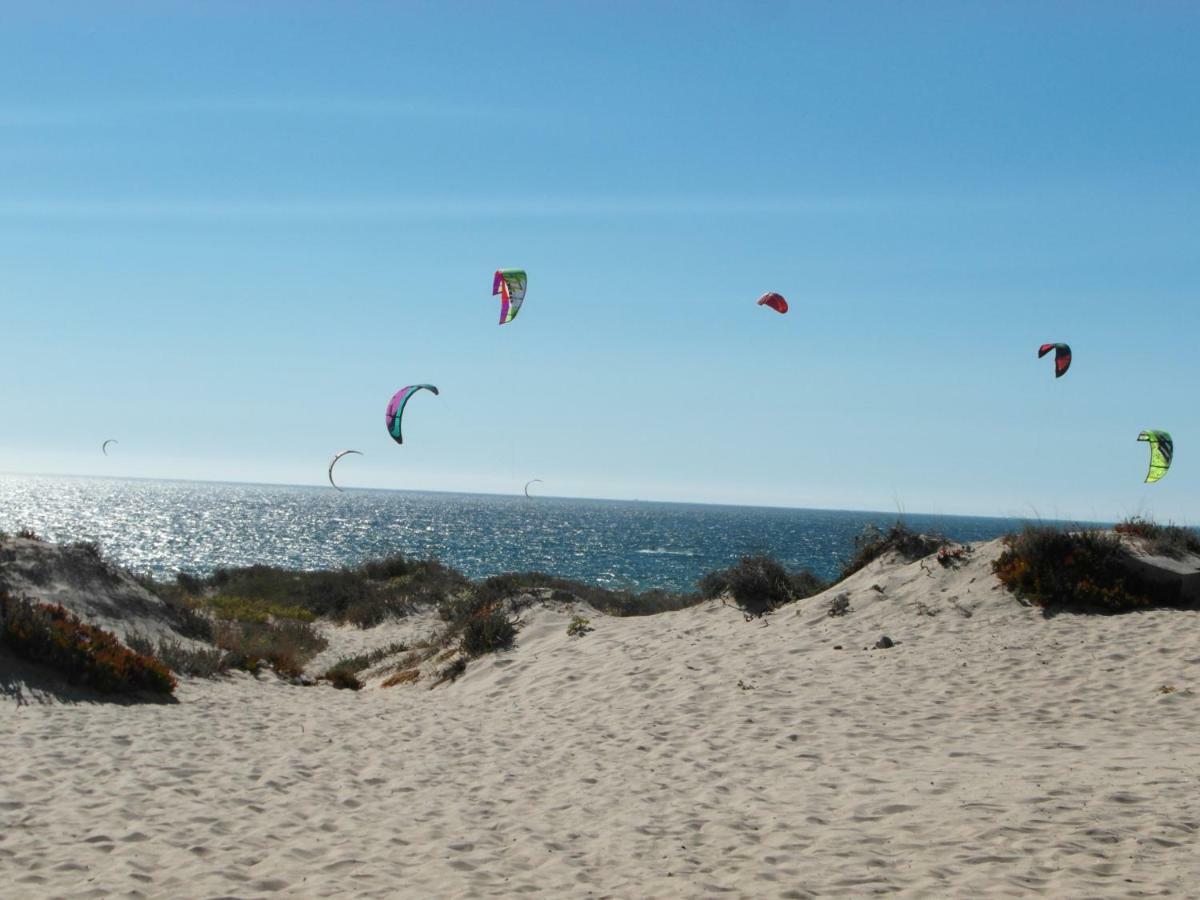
0,475,1094,593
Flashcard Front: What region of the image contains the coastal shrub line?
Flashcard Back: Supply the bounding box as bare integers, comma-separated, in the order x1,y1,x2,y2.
993,524,1180,611
0,592,176,695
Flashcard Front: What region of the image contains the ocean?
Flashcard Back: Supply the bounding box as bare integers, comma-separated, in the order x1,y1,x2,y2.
0,475,1095,593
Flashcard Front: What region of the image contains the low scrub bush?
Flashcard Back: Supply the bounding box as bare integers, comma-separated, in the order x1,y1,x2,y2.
699,555,827,618
460,606,519,656
567,615,593,637
1114,517,1200,560
993,525,1170,612
434,657,467,684
323,665,364,691
212,619,327,678
840,521,945,581
126,633,229,678
325,641,409,678
203,594,315,624
448,572,704,618
0,592,176,694
170,555,470,627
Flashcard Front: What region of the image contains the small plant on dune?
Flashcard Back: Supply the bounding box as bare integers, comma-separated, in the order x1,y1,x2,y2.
827,593,851,617
567,615,594,637
460,606,520,657
993,525,1172,612
323,665,364,691
325,641,410,679
936,544,971,568
699,555,823,618
15,527,42,541
382,668,420,687
839,521,945,581
472,573,523,608
433,657,467,686
212,619,327,679
1114,517,1200,560
0,592,175,695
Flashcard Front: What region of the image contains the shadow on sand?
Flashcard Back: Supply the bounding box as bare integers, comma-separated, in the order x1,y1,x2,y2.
0,654,179,708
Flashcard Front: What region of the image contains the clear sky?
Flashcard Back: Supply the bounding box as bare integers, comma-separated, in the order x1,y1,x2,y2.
2,1,1197,521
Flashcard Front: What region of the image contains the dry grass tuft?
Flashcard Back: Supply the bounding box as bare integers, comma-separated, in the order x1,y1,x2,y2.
382,668,420,687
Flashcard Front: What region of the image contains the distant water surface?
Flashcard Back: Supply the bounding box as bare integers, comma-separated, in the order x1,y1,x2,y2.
0,475,1102,592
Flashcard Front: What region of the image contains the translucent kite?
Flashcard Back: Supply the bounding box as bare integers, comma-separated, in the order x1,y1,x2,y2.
524,478,543,499
386,384,439,444
757,292,788,314
328,450,362,492
1138,430,1173,484
101,439,118,456
492,270,527,325
1037,342,1072,378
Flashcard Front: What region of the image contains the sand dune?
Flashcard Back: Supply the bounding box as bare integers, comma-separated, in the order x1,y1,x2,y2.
2,539,1199,897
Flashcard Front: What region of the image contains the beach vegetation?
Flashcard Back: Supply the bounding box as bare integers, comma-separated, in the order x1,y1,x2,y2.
993,524,1181,612
1114,516,1200,560
0,592,176,695
449,571,706,617
202,594,316,624
15,528,42,541
327,641,410,677
567,615,593,637
827,593,851,617
167,555,470,628
382,668,421,687
125,633,229,678
460,606,520,656
839,521,945,581
323,665,364,691
212,619,327,678
699,554,827,618
434,657,467,685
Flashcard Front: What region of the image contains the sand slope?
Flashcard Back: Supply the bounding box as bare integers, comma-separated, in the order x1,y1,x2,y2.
2,539,1199,897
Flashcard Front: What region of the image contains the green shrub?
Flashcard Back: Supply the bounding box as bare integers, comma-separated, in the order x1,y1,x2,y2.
473,573,523,608
839,521,945,581
169,556,470,627
993,525,1169,611
724,555,794,618
212,619,327,678
566,615,594,637
202,594,315,624
699,555,827,618
788,569,827,599
0,593,176,695
460,607,519,656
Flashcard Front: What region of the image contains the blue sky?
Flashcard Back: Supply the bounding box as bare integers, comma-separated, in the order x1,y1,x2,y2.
1,1,1197,521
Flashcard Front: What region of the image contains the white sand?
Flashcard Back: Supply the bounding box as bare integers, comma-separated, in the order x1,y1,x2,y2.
2,539,1199,897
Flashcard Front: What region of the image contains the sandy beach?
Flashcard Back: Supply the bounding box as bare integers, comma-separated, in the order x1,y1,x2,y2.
3,538,1198,898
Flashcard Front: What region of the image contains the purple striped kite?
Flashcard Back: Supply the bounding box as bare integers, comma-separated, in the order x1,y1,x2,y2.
385,384,439,444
